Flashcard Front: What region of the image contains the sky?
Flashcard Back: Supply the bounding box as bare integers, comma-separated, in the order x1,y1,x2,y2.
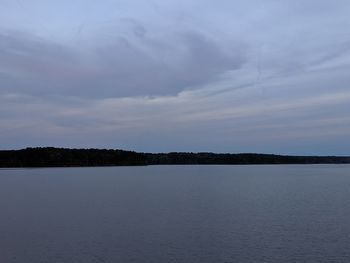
1,0,350,155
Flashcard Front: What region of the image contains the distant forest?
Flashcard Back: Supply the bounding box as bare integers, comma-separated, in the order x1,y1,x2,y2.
1,147,350,167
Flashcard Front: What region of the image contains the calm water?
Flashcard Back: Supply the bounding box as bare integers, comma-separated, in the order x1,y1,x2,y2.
1,165,350,263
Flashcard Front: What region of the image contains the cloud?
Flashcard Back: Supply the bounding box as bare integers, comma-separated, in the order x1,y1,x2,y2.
0,24,246,98
1,68,350,152
1,0,350,154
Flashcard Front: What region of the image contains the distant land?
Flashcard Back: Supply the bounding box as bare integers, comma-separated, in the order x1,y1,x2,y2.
1,147,350,168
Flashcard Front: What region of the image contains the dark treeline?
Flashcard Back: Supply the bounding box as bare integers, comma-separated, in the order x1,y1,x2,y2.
0,148,147,167
0,147,350,168
145,152,350,165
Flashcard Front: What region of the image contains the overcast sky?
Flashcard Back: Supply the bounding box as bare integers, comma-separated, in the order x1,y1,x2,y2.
1,0,350,154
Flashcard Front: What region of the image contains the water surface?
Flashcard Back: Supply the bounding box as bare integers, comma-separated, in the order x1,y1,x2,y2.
1,165,350,262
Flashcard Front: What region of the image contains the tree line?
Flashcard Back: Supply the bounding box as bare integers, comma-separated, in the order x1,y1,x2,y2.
0,147,350,167
0,147,147,167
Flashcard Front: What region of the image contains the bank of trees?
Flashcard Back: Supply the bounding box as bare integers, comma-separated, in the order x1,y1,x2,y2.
145,152,350,165
0,147,147,167
1,147,349,167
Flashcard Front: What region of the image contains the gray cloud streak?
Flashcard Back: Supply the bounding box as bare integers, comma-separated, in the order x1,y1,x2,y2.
0,25,246,98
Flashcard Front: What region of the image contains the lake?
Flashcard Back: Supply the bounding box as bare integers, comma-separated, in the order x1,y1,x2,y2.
1,165,350,262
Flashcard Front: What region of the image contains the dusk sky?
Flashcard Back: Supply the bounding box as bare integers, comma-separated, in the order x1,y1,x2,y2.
1,0,350,155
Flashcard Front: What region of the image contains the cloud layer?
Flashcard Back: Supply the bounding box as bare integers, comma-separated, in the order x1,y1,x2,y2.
1,0,350,154
0,24,246,97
